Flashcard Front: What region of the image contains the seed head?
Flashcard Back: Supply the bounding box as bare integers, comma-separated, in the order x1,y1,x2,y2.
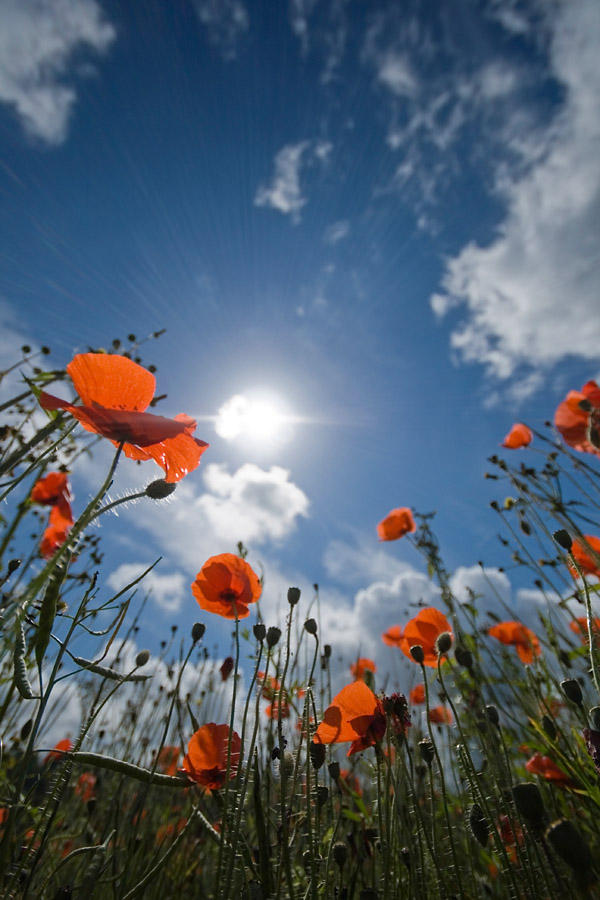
435,632,453,655
332,841,348,869
287,587,301,606
304,618,318,635
135,650,150,667
410,644,425,664
266,626,281,648
253,623,266,642
145,479,177,500
552,529,572,551
191,622,205,643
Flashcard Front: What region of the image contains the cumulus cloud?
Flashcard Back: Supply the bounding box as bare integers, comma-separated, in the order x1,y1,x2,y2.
431,0,600,386
0,0,115,144
254,139,332,221
192,0,249,60
107,563,187,613
376,51,418,97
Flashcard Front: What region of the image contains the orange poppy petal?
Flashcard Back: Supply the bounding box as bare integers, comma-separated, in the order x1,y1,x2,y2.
377,507,416,541
121,429,209,483
67,353,156,411
502,423,533,449
382,625,405,647
314,681,382,745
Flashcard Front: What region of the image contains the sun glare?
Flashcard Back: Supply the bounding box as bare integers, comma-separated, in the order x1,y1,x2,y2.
215,393,291,445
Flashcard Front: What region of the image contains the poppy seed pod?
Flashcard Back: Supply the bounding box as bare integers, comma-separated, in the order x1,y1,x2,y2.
469,804,489,847
191,622,205,643
410,645,425,664
545,819,591,873
310,742,326,771
266,626,281,648
287,587,301,606
332,840,348,869
323,644,332,658
253,623,266,642
135,650,150,667
553,529,572,551
328,761,340,781
145,479,177,499
435,632,453,655
418,738,435,766
304,618,318,635
512,782,546,829
454,645,473,668
7,558,21,575
484,705,499,727
541,714,556,741
316,785,329,809
560,678,583,705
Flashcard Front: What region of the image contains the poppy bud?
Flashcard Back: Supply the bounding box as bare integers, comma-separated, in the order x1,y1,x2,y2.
323,644,332,658
454,645,473,668
560,678,582,705
589,706,600,731
253,623,266,642
7,558,21,575
189,624,204,646
135,650,150,667
266,627,281,648
20,719,32,740
287,587,301,606
553,529,572,551
512,782,545,829
328,761,340,781
541,714,556,741
484,705,499,727
304,618,318,635
316,785,329,809
545,819,591,873
418,738,435,766
144,479,177,500
469,804,488,847
220,657,234,681
333,840,348,869
409,645,425,664
435,632,452,655
310,742,326,771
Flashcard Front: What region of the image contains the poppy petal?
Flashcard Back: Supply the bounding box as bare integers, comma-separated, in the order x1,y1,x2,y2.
67,353,156,412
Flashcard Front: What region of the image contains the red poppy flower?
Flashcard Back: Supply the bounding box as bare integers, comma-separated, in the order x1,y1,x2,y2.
39,353,209,483
377,507,416,541
192,553,262,620
350,657,377,680
399,607,453,667
75,772,97,802
313,681,386,757
428,705,453,725
569,535,600,578
497,814,524,847
265,697,290,720
501,423,533,449
192,554,261,619
220,657,234,681
382,625,404,647
40,503,74,559
31,472,72,517
181,723,241,791
257,671,280,700
157,745,180,776
525,752,571,785
488,621,541,664
409,683,426,705
554,380,600,457
569,616,600,642
44,738,72,764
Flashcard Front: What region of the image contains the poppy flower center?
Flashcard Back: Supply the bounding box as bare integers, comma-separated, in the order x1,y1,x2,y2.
220,589,240,603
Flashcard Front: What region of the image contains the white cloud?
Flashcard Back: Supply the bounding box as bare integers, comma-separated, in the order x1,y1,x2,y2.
0,0,115,144
254,139,332,221
432,0,600,385
323,219,350,245
323,537,411,587
377,51,418,97
192,0,249,60
107,563,187,613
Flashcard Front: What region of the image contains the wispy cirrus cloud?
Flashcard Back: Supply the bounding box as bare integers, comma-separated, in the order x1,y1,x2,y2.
0,0,115,144
255,139,333,222
192,0,249,60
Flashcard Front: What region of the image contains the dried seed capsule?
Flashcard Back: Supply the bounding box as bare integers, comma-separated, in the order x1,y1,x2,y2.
287,587,301,606
253,623,266,642
266,627,281,648
304,618,317,635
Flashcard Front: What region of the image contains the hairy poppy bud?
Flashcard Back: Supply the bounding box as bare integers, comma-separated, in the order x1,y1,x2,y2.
323,644,332,658
541,714,556,741
333,840,348,869
553,529,572,551
328,761,340,781
281,752,294,777
20,719,33,741
560,678,582,705
454,645,473,668
287,587,301,606
410,645,425,664
7,558,21,575
191,622,205,643
484,705,499,727
418,738,435,766
512,782,545,829
135,650,150,667
545,819,591,873
145,479,177,500
469,804,488,847
266,626,281,648
253,623,266,642
304,618,318,635
435,632,452,655
310,742,326,771
316,785,329,809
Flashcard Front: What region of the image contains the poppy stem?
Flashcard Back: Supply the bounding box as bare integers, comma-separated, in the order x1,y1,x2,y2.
569,554,600,698
216,611,241,898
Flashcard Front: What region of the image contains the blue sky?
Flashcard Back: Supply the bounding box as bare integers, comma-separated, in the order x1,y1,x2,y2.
1,0,599,680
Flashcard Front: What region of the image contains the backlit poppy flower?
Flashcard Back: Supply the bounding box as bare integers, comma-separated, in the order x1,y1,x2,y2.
40,503,73,559
157,745,180,776
75,772,97,802
409,683,426,705
488,621,541,664
313,680,386,757
265,697,290,719
554,380,600,458
220,657,234,681
44,738,72,764
382,625,404,647
400,607,453,668
501,423,533,449
497,814,524,847
191,553,262,620
377,507,416,541
31,472,72,518
257,671,280,701
39,353,209,483
525,752,571,785
569,535,600,578
350,657,377,680
181,723,241,791
569,616,600,642
428,705,453,725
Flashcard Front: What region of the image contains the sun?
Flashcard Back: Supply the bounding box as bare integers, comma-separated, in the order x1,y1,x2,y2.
215,393,291,445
